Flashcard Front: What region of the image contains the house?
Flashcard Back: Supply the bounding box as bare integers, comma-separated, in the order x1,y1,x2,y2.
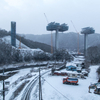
77,67,82,73
67,71,83,78
66,65,77,71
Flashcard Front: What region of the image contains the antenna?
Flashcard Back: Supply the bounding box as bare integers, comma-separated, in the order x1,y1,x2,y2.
71,20,80,54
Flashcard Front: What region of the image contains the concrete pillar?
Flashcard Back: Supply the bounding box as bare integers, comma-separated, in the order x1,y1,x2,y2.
11,21,16,47
84,34,88,58
55,29,59,52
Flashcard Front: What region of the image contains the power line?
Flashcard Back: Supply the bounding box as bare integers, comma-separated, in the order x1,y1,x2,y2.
43,78,70,100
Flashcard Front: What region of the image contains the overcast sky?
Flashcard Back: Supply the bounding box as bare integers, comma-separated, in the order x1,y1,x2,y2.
0,0,100,35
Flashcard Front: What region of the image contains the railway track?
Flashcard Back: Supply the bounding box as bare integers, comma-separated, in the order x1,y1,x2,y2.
21,70,50,100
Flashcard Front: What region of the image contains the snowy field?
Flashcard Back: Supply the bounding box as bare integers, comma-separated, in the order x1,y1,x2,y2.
0,68,38,100
0,57,100,100
33,65,100,100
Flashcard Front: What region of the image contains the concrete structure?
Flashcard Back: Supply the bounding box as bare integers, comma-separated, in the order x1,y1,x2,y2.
46,22,68,51
11,21,16,47
81,27,95,58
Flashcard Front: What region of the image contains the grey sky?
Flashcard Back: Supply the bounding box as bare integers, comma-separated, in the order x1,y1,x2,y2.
0,0,100,35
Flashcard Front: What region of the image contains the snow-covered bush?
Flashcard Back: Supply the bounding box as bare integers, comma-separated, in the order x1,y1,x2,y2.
87,46,100,64
0,39,40,64
51,49,73,61
33,51,50,61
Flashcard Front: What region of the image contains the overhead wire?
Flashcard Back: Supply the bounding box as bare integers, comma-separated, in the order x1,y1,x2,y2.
43,78,70,100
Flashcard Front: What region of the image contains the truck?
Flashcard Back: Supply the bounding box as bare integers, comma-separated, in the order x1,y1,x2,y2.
88,82,100,93
94,87,100,94
63,77,78,85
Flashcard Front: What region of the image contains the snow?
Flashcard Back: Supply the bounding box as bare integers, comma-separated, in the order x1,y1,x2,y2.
6,68,31,84
0,67,38,100
1,36,43,52
1,36,29,49
5,68,32,100
40,65,100,100
0,55,100,100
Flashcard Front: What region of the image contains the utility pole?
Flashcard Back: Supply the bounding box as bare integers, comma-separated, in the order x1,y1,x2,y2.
39,67,42,100
3,68,5,100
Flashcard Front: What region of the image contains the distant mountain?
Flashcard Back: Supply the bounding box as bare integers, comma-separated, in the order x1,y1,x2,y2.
1,28,100,53
24,32,100,52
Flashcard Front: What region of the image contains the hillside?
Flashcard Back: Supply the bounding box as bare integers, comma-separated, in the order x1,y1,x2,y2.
24,32,100,52
0,29,52,64
0,29,52,53
16,35,52,53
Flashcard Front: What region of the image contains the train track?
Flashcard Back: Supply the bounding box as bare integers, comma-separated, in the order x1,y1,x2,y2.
21,70,50,100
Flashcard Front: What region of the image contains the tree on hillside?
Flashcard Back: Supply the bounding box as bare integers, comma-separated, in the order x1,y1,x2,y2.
0,39,13,64
87,46,100,64
97,66,100,82
16,35,52,53
52,49,73,61
0,29,10,38
33,51,50,61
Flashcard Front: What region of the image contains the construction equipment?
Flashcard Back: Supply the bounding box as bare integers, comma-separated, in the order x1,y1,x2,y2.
94,86,100,95
71,20,80,54
44,13,53,53
88,82,100,93
19,36,21,49
63,77,78,85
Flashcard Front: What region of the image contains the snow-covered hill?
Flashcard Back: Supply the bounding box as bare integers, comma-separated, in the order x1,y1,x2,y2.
1,35,43,56
2,36,43,52
2,36,29,49
0,35,44,64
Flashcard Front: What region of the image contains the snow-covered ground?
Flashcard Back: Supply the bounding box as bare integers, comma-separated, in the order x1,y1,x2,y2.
0,68,32,100
1,35,43,54
0,56,100,100
39,65,100,100
0,65,49,100
2,36,29,49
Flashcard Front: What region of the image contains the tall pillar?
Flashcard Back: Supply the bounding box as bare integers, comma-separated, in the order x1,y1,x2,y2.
84,34,88,58
55,29,59,51
11,21,16,47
